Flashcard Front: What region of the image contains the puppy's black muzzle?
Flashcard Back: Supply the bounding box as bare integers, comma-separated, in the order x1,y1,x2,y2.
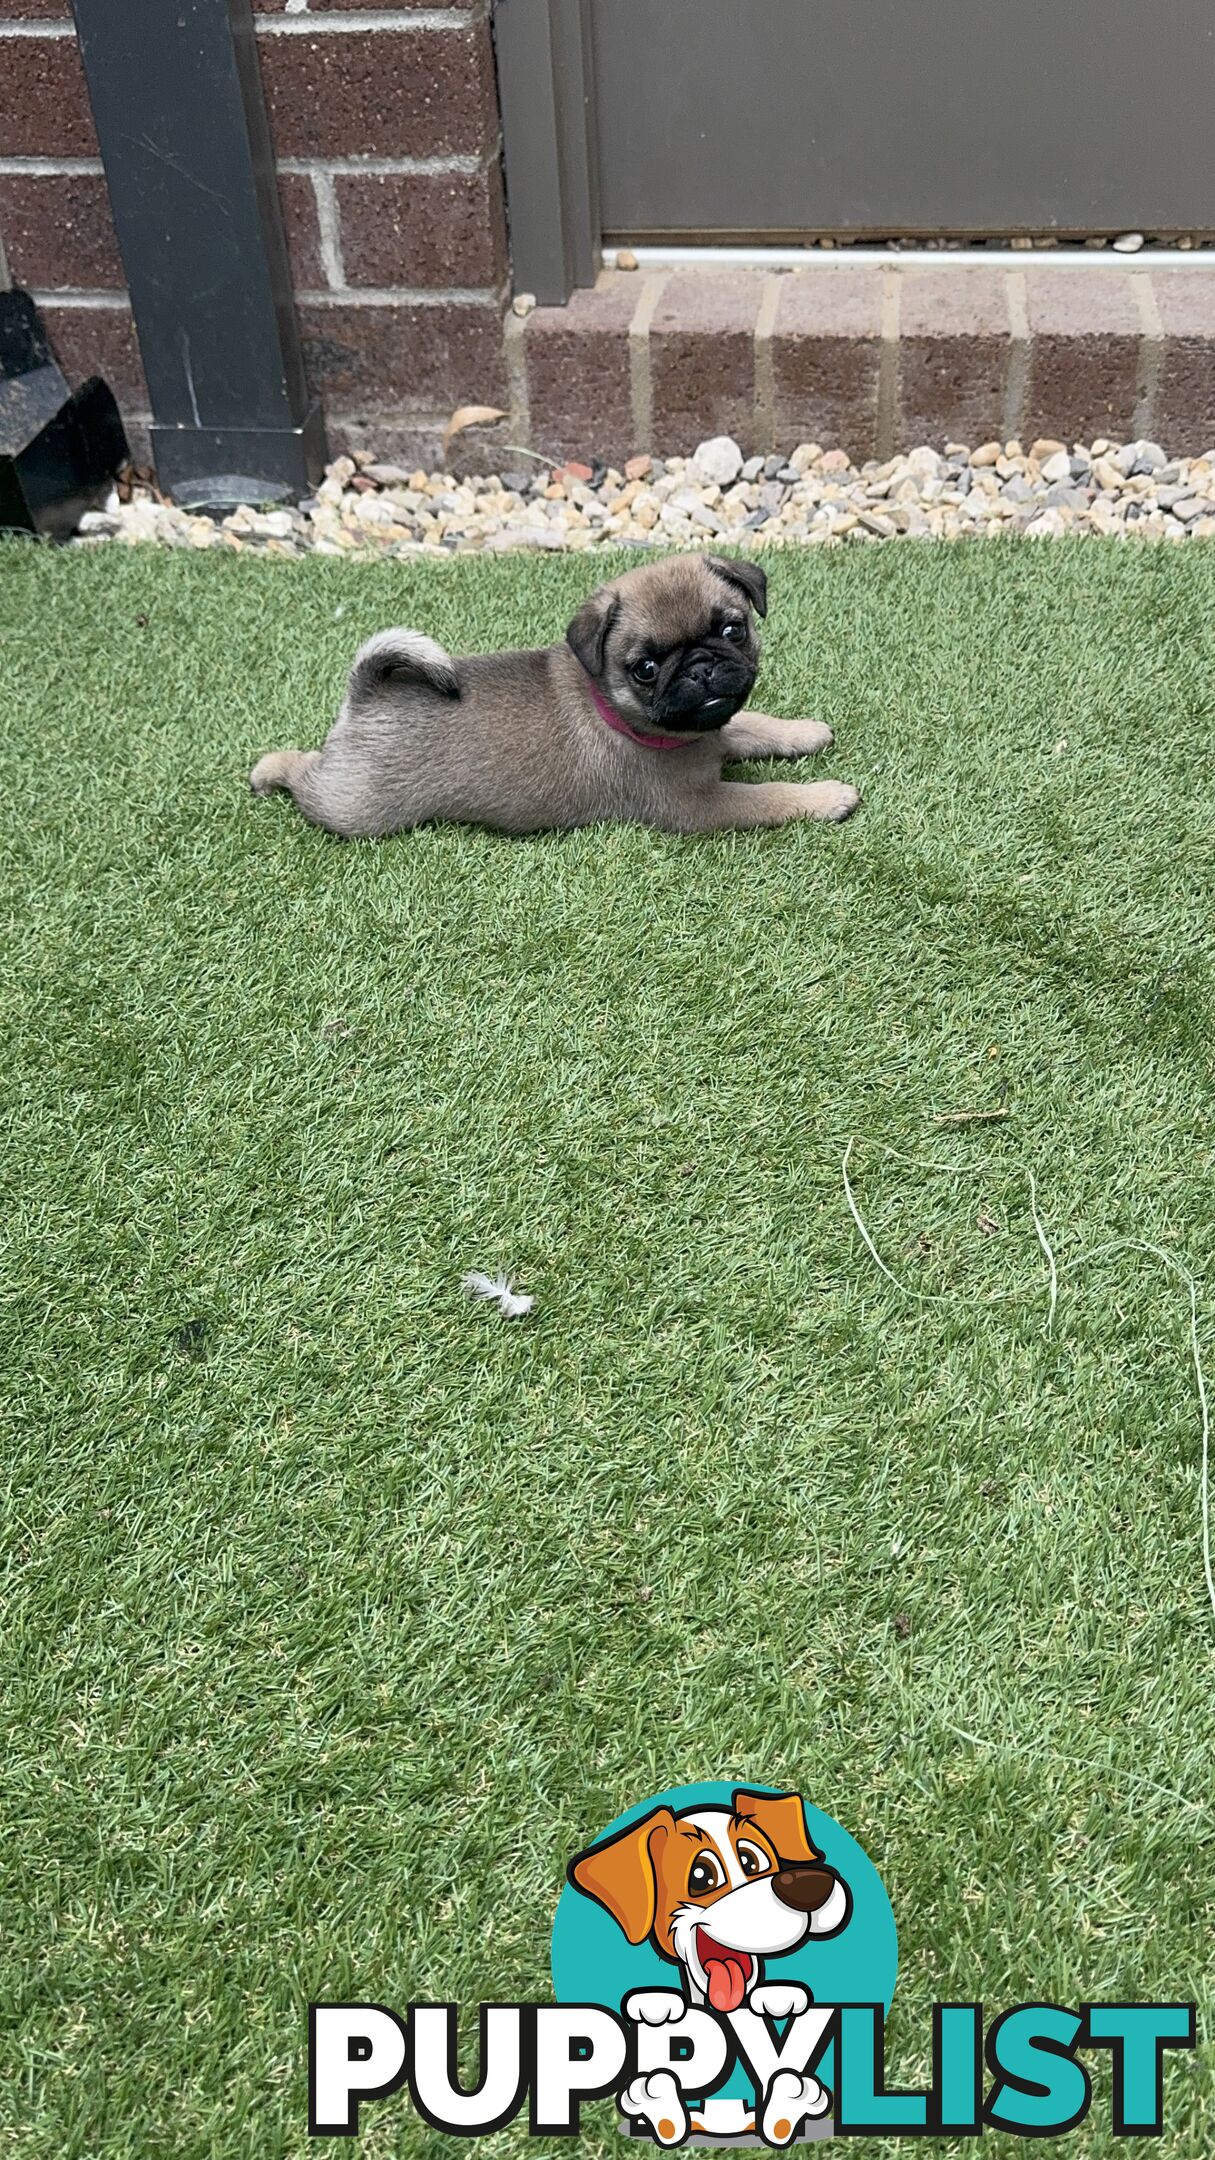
656,645,756,733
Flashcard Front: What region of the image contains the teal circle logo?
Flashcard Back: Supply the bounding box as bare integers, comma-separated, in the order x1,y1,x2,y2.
552,1781,896,2104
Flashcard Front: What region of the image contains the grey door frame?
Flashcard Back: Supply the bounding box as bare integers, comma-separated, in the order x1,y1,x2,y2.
492,0,600,305
498,0,1215,300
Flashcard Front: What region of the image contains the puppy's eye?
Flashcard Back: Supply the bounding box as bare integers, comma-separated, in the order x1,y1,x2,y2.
632,657,659,684
720,621,746,643
737,1841,769,1878
688,1852,724,1896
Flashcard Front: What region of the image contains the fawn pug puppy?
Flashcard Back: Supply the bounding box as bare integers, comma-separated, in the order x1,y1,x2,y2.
249,553,859,838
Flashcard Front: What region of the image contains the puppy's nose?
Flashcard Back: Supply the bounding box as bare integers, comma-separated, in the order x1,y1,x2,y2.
772,1864,838,1914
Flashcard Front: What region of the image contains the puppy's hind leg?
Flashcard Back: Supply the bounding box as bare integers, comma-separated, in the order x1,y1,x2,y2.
249,748,321,798
249,746,374,836
249,631,459,837
250,746,358,834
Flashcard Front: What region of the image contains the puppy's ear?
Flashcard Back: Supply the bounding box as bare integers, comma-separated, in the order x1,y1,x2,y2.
566,587,621,678
568,1807,675,1944
732,1788,820,1866
708,556,768,619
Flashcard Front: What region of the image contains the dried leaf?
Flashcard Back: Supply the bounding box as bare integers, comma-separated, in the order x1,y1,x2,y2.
442,404,507,454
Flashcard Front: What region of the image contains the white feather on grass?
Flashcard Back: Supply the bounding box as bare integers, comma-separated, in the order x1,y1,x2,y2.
462,1270,535,1319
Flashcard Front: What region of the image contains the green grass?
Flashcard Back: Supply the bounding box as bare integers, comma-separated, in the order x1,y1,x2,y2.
2,535,1214,2160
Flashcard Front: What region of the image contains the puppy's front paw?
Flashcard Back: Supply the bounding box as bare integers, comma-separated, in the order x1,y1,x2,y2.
788,720,834,756
761,2069,830,2146
624,1990,688,2026
799,779,861,823
749,1981,811,2021
620,2071,688,2145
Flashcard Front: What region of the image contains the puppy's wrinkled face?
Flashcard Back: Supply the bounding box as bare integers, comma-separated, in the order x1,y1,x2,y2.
566,554,766,737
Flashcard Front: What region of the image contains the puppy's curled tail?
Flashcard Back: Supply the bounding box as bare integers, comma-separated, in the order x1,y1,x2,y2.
347,628,460,706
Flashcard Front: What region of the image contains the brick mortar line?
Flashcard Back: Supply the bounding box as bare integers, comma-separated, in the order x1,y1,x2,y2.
255,10,475,30
0,157,105,175
752,273,781,458
628,271,666,454
1131,273,1164,440
502,310,529,444
299,283,505,304
310,171,346,290
327,409,497,434
1003,269,1029,443
0,151,494,178
328,404,464,413
876,269,900,461
29,289,130,307
0,3,487,23
327,407,457,422
32,285,507,306
277,152,492,176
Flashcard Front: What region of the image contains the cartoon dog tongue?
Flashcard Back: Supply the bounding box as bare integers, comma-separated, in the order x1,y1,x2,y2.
697,1933,752,2013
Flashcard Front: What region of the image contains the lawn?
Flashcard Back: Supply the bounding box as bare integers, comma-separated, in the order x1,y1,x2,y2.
2,535,1213,2160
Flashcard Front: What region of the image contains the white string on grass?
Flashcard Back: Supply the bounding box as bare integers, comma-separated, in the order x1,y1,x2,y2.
841,1138,1214,1625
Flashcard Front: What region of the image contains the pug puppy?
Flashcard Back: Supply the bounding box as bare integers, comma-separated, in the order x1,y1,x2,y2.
249,553,859,838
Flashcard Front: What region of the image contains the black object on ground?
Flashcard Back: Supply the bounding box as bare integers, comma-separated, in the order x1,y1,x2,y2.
0,289,128,541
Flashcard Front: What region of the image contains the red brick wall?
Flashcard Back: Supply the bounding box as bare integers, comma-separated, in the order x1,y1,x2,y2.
0,0,510,466
6,6,1215,469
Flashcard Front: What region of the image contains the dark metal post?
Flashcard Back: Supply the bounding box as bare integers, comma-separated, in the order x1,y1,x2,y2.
493,0,601,305
70,0,326,507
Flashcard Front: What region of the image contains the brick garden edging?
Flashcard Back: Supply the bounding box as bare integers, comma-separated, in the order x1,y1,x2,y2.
514,266,1215,471
4,1,1215,474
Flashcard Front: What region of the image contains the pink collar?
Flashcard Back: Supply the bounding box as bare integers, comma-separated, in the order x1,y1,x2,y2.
585,678,693,751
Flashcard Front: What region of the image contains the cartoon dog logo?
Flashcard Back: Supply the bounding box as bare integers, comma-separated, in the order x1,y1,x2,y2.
568,1787,851,2143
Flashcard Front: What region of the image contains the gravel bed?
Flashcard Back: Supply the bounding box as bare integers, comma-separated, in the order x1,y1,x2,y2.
73,433,1215,558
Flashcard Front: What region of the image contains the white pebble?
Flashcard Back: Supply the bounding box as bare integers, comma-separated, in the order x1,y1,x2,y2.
689,435,745,488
